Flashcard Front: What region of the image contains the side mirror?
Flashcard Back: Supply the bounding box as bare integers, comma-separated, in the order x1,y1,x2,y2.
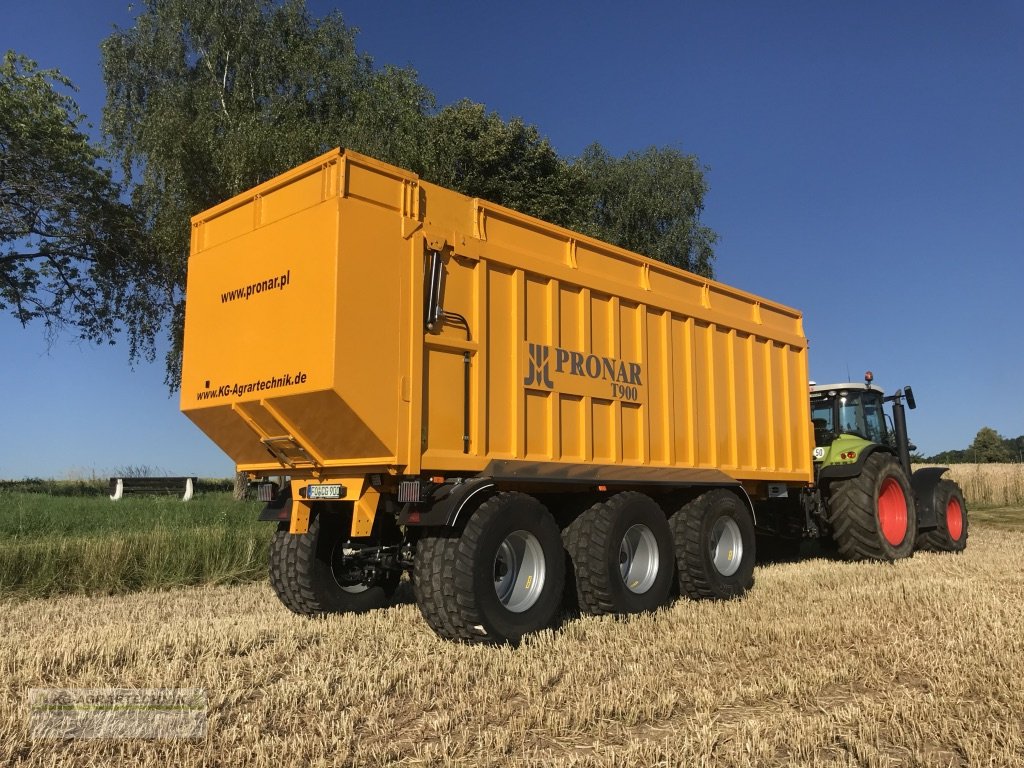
904,386,916,410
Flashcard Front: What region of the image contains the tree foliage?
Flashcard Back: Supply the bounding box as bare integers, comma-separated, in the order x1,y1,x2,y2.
101,0,432,386
926,428,1022,464
420,100,587,228
416,102,717,278
574,144,716,277
969,427,1012,463
0,51,157,351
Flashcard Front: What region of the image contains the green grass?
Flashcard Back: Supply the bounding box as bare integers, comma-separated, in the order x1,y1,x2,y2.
2,489,1020,602
0,490,258,539
0,491,272,600
968,504,1024,531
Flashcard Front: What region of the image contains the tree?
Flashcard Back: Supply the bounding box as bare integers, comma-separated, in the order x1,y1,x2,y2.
574,144,717,278
102,0,432,388
0,51,158,352
969,427,1011,463
418,104,718,279
420,99,587,228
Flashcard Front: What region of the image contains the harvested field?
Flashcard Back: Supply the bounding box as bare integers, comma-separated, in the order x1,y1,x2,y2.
2,526,1022,767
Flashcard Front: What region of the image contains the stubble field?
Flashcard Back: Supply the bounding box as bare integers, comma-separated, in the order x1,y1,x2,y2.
2,524,1022,767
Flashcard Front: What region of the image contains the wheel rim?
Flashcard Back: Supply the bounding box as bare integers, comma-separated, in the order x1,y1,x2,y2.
946,497,964,541
877,477,908,546
709,516,743,577
493,529,546,613
619,524,660,594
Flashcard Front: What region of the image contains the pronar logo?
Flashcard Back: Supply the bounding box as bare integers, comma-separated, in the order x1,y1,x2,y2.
523,344,555,388
523,342,644,402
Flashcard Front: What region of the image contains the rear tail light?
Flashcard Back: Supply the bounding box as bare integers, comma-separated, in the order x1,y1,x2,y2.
257,483,278,502
398,480,422,503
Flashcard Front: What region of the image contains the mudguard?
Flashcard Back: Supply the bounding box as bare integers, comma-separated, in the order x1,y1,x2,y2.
398,477,497,528
910,467,948,531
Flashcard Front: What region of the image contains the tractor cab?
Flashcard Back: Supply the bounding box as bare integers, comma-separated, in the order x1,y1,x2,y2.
810,381,890,449
809,371,917,478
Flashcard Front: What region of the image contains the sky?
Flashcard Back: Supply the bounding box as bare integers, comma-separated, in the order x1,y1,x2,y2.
2,1,1022,479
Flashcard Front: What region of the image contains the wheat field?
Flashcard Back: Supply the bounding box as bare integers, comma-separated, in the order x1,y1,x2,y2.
2,526,1022,767
921,463,1024,508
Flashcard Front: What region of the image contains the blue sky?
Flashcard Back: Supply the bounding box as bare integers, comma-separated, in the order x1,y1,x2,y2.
2,1,1022,478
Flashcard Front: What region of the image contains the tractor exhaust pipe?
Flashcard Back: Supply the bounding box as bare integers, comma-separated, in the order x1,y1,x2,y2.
889,386,916,477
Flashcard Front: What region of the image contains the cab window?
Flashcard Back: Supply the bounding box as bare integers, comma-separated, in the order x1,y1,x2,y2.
810,396,834,447
861,393,887,444
838,392,886,443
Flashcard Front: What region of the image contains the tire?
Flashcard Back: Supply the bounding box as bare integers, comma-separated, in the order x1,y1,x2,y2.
670,489,756,600
562,492,675,615
411,532,462,639
827,452,917,561
915,479,969,553
269,510,399,616
412,492,564,644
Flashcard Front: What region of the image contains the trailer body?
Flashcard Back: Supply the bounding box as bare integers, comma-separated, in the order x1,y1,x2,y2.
181,149,812,495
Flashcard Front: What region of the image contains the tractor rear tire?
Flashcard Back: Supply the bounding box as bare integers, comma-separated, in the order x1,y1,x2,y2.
269,511,399,616
827,453,917,561
670,489,756,600
915,479,969,553
413,492,565,644
563,492,675,615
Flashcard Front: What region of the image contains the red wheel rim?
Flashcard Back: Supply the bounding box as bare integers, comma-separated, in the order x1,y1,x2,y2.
946,498,964,542
878,477,908,546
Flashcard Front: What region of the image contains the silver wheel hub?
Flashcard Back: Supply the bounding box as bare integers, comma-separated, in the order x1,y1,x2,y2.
619,524,660,594
709,517,743,577
493,530,546,613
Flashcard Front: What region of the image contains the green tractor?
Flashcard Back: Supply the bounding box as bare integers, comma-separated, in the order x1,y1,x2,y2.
757,372,968,562
805,372,968,560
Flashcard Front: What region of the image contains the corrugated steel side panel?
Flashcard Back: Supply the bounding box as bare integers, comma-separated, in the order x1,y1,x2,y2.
416,185,812,484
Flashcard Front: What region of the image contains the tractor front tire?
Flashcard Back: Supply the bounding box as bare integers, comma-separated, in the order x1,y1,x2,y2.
828,453,917,561
915,479,969,553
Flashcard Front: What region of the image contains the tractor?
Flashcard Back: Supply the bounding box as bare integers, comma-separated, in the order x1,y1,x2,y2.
802,372,968,559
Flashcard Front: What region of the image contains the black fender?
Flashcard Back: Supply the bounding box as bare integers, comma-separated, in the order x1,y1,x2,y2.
398,477,497,528
910,466,948,531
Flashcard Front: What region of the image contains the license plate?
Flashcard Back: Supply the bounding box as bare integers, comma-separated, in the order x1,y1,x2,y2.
307,484,343,500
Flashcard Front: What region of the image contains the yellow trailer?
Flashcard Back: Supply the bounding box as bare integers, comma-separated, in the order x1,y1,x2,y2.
181,149,816,642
